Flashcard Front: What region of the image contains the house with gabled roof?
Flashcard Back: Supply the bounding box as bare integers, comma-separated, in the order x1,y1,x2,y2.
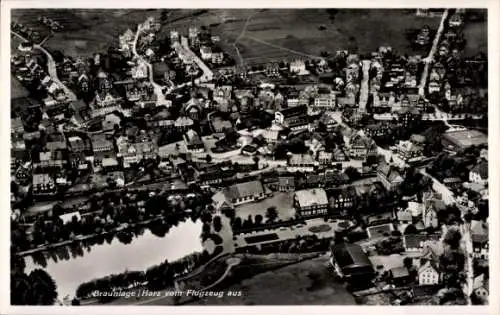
403,234,442,252
418,260,440,286
472,274,489,304
377,162,404,192
294,188,329,218
347,133,377,160
471,220,488,261
287,153,317,172
214,180,268,207
469,161,488,186
183,129,205,153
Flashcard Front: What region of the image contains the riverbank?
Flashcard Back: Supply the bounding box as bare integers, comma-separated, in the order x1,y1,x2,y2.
24,220,204,300
17,211,195,257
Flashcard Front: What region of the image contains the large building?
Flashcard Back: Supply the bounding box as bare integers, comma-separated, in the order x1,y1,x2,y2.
330,243,375,280
274,105,309,131
442,129,488,153
212,180,268,207
293,188,328,218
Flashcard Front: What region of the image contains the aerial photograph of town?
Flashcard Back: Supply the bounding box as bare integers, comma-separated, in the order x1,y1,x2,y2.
8,8,489,307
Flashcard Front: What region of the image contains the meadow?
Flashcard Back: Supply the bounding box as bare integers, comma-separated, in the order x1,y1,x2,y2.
11,9,441,62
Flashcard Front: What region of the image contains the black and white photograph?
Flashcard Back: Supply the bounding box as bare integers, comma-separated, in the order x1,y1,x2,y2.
1,0,498,313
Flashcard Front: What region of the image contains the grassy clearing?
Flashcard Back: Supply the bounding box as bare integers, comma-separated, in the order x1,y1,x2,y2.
12,9,163,57
11,75,31,100
234,192,294,221
207,9,441,64
189,255,356,305
12,9,442,62
462,21,487,57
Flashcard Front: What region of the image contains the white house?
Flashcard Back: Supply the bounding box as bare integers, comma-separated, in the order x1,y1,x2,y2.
418,261,440,286
213,180,267,207
428,81,441,94
469,161,488,186
472,274,489,304
289,59,308,75
287,153,317,173
422,202,439,229
200,46,212,60
313,91,337,109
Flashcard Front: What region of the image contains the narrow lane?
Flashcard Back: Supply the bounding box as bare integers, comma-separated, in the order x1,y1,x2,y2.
11,31,77,101
131,24,170,106
419,9,449,96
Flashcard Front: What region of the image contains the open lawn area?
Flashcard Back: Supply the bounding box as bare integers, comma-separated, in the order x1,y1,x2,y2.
11,75,30,100
462,20,487,57
11,9,164,57
188,255,356,305
166,9,441,65
369,254,405,274
235,192,294,221
12,9,440,62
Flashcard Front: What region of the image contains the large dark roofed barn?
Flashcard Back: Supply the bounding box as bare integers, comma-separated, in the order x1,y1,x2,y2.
331,243,375,278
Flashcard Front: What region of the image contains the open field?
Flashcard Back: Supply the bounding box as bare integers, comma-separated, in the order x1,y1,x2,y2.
11,9,164,57
176,9,441,65
462,20,487,57
11,76,30,100
12,9,440,62
188,255,356,305
234,192,294,221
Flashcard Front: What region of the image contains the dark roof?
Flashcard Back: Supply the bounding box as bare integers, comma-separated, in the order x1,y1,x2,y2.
403,234,441,249
279,176,295,186
326,186,357,199
332,243,372,269
471,161,488,179
366,223,393,238
390,266,409,279
223,180,264,200
411,285,440,297
279,104,307,118
471,234,488,244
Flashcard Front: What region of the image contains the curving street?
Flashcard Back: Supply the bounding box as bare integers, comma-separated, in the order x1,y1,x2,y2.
12,31,77,101
131,24,170,106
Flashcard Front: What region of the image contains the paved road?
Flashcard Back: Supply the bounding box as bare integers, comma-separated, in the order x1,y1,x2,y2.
12,31,77,101
173,37,213,83
419,9,450,96
359,60,371,112
131,24,170,107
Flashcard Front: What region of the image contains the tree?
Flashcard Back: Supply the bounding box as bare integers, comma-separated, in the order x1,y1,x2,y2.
213,216,222,232
52,50,65,63
232,217,242,231
344,166,361,181
201,210,213,224
391,230,402,237
443,228,462,250
404,224,418,235
222,207,235,220
254,214,263,225
11,269,58,305
160,10,169,23
252,156,260,167
265,206,278,223
116,231,133,245
403,257,413,269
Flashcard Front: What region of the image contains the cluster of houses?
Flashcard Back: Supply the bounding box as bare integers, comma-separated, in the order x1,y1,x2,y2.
10,10,488,304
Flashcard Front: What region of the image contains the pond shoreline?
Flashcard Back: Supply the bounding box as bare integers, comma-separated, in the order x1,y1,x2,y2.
17,212,193,257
